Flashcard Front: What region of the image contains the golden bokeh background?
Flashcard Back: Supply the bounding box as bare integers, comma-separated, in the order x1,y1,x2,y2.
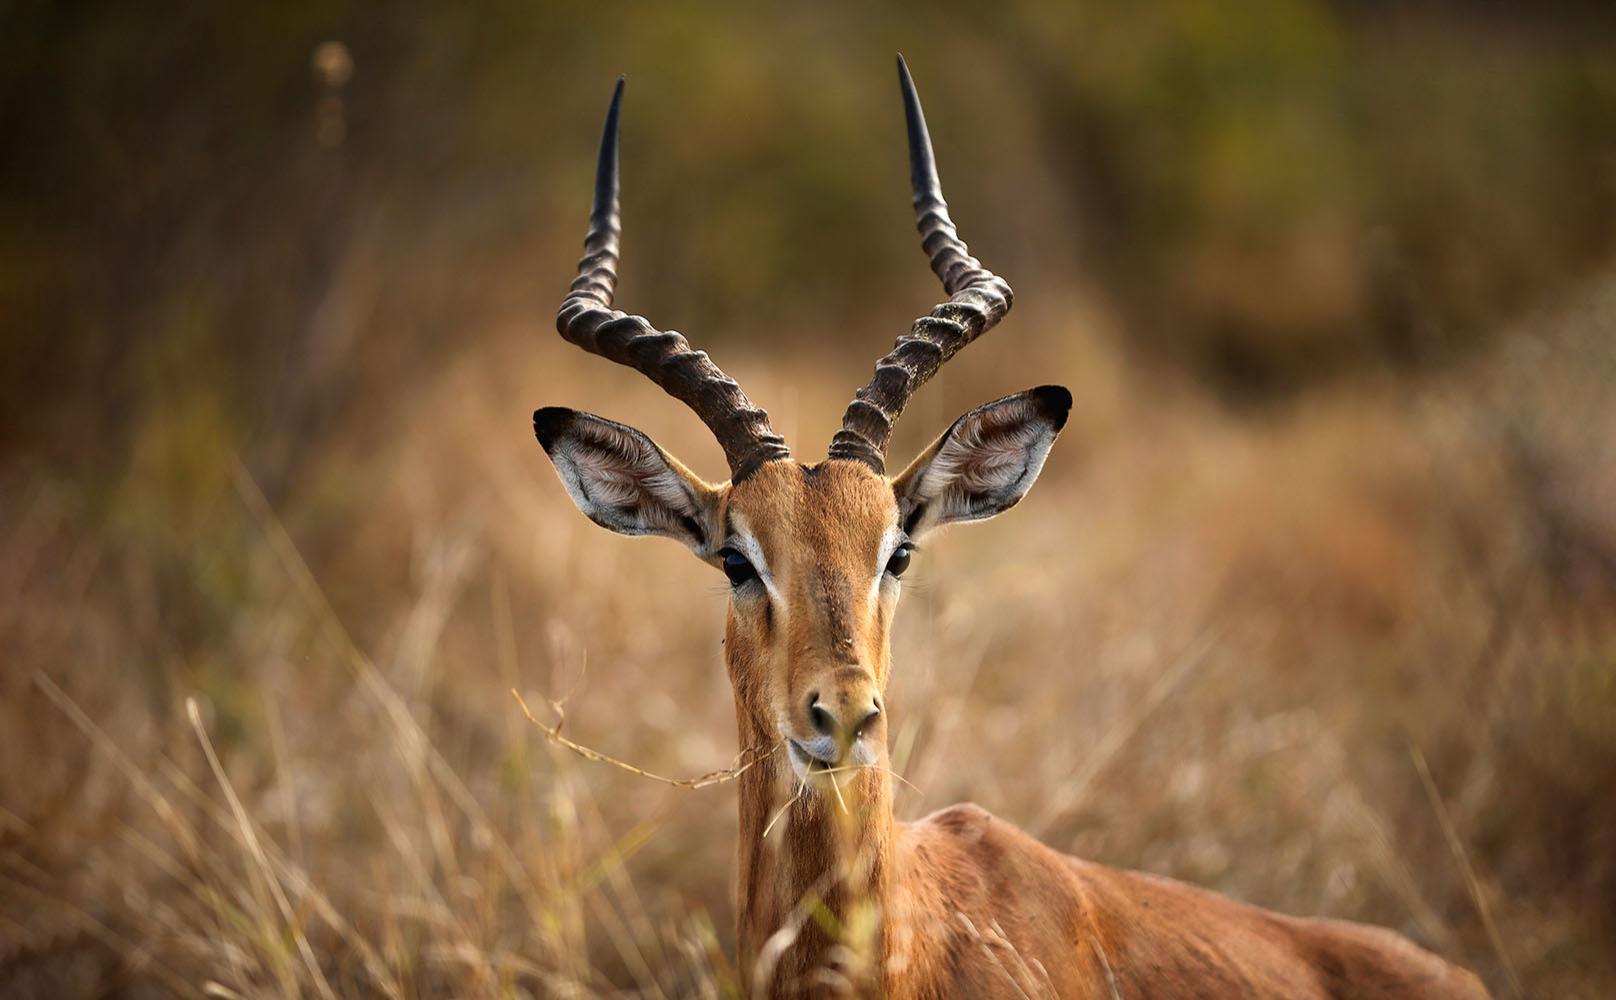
3,4,1615,996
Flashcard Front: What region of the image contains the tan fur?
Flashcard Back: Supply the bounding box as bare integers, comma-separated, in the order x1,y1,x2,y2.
709,460,1488,999
540,64,1488,994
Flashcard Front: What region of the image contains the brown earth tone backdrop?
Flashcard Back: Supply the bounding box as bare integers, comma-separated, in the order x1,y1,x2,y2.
3,3,1615,997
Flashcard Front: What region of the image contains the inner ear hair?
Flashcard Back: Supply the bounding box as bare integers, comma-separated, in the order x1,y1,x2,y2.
893,385,1071,534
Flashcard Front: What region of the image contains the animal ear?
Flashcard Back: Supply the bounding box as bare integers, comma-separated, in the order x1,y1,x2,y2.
534,407,723,557
892,385,1072,538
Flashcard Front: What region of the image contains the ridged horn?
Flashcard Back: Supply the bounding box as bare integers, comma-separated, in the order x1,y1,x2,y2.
826,55,1014,473
556,78,790,480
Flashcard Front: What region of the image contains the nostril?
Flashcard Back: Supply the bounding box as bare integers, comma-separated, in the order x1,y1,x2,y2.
853,704,881,739
809,702,835,736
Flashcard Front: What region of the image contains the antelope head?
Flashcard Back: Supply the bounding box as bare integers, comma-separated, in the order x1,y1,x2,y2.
535,57,1070,800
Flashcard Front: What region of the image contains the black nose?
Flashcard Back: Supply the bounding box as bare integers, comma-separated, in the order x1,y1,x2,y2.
807,692,882,743
809,696,836,737
850,702,881,738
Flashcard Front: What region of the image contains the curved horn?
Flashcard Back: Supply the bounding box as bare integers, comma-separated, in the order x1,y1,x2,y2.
557,78,790,480
827,55,1014,473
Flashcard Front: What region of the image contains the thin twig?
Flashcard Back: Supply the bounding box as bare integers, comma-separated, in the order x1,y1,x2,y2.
811,761,922,797
513,689,780,789
1410,745,1524,999
186,698,337,1000
827,769,850,816
1091,938,1121,1000
763,783,809,840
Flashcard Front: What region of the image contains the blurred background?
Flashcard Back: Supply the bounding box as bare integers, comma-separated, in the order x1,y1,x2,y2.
3,2,1615,996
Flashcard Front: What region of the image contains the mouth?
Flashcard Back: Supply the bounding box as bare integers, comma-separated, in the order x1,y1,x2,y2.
784,734,882,784
786,738,840,781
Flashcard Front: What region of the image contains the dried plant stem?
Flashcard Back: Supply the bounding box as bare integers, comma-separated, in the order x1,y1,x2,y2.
513,689,780,789
813,761,922,796
763,783,809,840
512,691,922,806
1410,745,1524,999
186,697,337,1000
827,769,850,816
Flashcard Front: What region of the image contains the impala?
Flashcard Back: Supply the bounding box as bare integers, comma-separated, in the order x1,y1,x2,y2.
533,57,1489,999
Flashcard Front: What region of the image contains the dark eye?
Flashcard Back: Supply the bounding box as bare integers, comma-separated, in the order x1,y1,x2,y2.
720,549,757,587
886,543,914,579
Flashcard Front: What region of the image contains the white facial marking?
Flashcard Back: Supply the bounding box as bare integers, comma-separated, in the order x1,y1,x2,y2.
869,523,905,605
727,511,781,602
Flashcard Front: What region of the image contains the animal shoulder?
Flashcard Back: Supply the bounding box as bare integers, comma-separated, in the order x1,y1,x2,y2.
897,804,1488,1000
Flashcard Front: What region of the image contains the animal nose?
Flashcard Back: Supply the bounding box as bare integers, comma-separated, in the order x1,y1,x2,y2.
806,690,882,744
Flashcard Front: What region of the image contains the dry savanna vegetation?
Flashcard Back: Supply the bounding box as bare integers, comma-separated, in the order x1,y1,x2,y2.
3,4,1616,997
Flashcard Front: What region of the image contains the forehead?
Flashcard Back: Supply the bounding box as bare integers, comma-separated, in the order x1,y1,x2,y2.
726,460,897,563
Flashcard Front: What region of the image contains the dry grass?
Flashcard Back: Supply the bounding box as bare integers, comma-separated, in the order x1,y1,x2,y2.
5,8,1615,996
3,269,1616,997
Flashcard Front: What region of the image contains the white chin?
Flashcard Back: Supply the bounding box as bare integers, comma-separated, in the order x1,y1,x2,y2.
786,741,833,783
786,742,812,782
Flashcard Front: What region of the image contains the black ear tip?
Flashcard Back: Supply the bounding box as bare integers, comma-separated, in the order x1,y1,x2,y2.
534,407,577,450
1029,385,1074,431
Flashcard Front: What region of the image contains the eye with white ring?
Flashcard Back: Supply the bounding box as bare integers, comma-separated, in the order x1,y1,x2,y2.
719,548,758,587
885,543,914,578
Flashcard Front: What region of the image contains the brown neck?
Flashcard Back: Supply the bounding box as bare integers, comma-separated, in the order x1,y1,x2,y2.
733,706,895,996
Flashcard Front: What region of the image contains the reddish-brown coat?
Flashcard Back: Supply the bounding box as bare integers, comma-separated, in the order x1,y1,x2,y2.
720,464,1488,999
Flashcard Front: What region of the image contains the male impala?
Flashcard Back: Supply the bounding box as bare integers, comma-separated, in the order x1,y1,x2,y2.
534,57,1489,999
